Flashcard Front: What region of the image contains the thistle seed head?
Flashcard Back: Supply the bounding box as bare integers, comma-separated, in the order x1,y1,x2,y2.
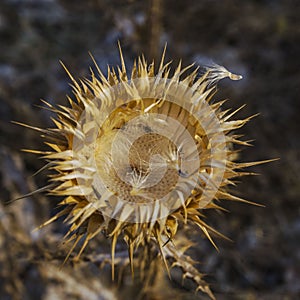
20,46,266,299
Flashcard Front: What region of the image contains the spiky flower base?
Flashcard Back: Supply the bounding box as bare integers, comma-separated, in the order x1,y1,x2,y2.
21,47,265,299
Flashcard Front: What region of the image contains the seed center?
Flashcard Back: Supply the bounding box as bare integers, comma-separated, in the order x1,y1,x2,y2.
95,123,180,203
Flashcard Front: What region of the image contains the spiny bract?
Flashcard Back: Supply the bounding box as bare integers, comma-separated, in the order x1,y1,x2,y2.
20,46,266,299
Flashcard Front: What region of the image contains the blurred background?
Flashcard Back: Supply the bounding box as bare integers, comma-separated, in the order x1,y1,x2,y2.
0,0,299,299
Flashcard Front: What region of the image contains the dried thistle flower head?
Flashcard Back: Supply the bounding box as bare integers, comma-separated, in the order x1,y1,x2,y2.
19,46,268,299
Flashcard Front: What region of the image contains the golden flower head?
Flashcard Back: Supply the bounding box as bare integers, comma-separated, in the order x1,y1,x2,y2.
20,45,268,298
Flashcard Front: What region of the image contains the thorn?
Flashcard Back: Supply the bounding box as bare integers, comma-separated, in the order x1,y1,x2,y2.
159,43,167,72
